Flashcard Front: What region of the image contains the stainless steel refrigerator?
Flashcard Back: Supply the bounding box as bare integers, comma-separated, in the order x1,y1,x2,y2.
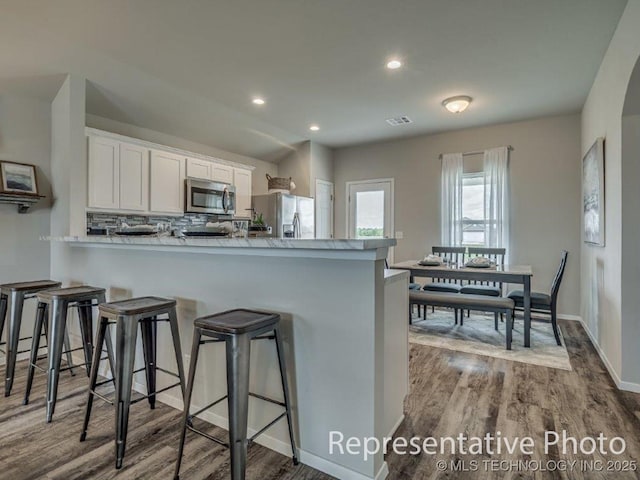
252,193,315,239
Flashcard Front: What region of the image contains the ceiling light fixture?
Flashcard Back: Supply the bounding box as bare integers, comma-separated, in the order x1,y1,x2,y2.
386,59,402,70
252,97,265,105
309,125,320,131
442,95,472,113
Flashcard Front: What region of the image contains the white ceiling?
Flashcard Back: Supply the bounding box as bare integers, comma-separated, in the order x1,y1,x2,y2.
0,0,627,161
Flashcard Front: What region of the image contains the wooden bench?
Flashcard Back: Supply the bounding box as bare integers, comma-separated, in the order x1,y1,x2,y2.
409,291,515,350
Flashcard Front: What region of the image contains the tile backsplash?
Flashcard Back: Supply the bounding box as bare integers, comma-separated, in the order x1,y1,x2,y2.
87,212,225,230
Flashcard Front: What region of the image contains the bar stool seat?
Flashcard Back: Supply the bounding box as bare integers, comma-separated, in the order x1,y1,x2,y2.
1,280,61,293
80,296,186,470
0,280,62,397
99,296,177,316
24,285,114,423
174,308,298,480
194,309,279,334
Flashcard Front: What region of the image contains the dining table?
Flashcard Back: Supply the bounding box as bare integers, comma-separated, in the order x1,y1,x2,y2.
390,260,534,347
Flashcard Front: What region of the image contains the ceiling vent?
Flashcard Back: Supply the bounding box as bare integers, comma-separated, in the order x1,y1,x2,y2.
386,116,412,126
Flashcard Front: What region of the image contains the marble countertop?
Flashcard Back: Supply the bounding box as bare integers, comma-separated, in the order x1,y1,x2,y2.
55,235,396,251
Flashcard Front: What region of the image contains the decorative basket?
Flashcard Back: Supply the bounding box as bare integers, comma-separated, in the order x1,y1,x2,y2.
266,174,293,193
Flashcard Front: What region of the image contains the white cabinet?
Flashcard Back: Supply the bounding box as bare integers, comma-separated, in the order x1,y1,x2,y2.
186,157,213,180
233,167,252,218
88,136,119,209
212,163,234,184
150,150,185,214
119,143,149,211
88,137,149,212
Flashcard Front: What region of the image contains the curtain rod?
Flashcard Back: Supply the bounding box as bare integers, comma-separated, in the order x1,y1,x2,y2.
439,145,514,160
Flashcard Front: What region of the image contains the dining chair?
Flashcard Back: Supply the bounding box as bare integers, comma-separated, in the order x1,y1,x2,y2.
460,247,506,320
507,250,568,346
422,246,466,321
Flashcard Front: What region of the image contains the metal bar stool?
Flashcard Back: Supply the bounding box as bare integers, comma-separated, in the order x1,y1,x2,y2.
23,285,115,423
80,297,186,469
0,280,67,397
174,309,298,480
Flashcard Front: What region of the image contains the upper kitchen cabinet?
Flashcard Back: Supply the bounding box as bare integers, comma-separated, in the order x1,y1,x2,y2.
233,167,252,218
211,163,234,184
150,150,185,214
88,136,149,211
119,143,149,211
186,157,213,180
88,136,120,209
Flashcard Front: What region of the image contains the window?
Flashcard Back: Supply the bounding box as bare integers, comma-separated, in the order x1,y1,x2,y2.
462,172,486,246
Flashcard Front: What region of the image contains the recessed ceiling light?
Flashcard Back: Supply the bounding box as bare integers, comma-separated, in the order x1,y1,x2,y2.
309,125,320,131
386,59,402,70
252,97,265,105
442,95,472,113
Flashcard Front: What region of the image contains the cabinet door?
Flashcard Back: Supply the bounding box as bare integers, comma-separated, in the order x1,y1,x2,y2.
211,163,234,184
119,143,149,211
149,150,185,214
233,168,252,218
88,136,120,209
186,157,213,180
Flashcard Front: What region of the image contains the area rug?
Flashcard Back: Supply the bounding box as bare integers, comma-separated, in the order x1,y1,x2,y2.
409,309,571,371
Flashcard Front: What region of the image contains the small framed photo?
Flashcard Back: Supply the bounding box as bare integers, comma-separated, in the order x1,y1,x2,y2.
0,161,39,195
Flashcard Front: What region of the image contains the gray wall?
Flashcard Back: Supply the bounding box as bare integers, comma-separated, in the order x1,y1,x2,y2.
310,142,334,198
85,114,278,196
0,95,52,282
277,141,311,197
581,0,640,388
334,114,582,315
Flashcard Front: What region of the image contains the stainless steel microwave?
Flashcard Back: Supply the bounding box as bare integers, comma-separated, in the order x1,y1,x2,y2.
185,178,235,215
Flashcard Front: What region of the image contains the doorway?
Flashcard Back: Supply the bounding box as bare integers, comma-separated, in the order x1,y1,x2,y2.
346,178,394,262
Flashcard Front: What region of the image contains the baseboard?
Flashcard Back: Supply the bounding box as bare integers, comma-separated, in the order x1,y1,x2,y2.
386,414,404,439
298,449,389,480
578,319,640,394
557,313,582,321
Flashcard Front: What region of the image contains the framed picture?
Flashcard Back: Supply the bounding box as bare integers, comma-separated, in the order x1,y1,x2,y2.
582,138,605,246
0,161,39,195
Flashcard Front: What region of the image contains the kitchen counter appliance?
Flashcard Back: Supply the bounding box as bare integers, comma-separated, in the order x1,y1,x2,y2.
252,193,314,239
185,178,235,215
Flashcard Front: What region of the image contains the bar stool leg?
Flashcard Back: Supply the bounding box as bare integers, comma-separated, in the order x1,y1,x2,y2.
114,316,139,469
24,301,47,405
104,324,116,381
273,325,299,464
5,291,25,397
173,328,202,480
226,333,251,480
97,293,116,381
140,317,157,409
80,316,110,442
0,293,7,347
46,298,69,422
168,307,186,398
62,328,76,377
77,301,95,376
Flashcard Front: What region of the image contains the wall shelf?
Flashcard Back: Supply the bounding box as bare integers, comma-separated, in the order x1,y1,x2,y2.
0,194,44,213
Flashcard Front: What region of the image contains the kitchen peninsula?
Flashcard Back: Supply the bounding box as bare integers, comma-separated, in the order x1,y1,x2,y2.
53,235,408,480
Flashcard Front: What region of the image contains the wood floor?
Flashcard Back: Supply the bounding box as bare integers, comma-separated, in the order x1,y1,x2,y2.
1,320,639,479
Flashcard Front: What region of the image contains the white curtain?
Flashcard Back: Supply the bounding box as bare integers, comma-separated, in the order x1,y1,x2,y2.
440,153,464,246
484,146,510,259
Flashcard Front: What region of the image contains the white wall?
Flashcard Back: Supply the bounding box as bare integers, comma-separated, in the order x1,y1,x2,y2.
580,0,640,390
85,114,277,196
334,114,582,315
